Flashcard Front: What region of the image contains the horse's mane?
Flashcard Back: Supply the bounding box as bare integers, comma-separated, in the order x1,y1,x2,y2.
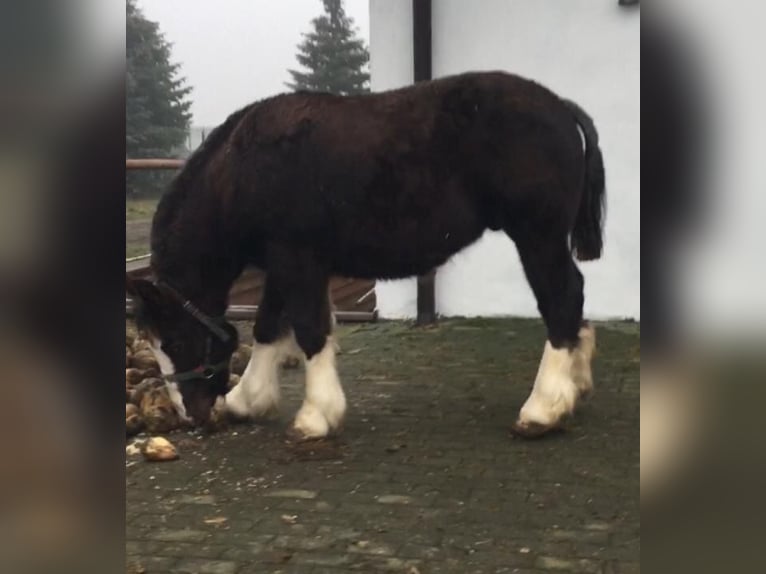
150,102,256,259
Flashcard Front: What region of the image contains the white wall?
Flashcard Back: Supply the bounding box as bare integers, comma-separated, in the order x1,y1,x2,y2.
368,0,419,317
370,0,640,320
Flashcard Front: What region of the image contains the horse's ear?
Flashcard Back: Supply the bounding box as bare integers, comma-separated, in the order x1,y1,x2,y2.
126,278,164,309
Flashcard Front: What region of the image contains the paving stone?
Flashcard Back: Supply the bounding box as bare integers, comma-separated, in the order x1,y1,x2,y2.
177,494,218,505
126,555,178,572
263,489,319,500
536,555,603,573
347,539,397,556
291,551,354,567
147,528,209,543
273,533,339,552
173,558,238,574
376,494,414,505
219,542,271,561
546,529,610,544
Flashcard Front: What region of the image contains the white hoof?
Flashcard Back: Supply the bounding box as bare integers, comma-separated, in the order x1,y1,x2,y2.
223,383,253,418
291,403,332,439
224,382,279,419
517,374,579,427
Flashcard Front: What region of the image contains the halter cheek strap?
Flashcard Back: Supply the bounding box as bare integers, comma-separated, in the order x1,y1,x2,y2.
179,300,231,343
163,359,230,383
161,331,230,385
154,280,231,343
153,279,232,384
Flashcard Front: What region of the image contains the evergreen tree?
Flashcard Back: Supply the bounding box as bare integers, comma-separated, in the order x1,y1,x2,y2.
287,0,370,95
126,0,192,194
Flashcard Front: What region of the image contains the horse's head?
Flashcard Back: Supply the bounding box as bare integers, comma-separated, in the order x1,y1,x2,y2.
126,278,238,425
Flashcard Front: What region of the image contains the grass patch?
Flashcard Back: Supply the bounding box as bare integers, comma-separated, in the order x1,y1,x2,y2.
126,197,159,222
126,244,150,259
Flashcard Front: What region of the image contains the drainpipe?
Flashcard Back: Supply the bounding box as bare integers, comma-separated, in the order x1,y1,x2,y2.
412,0,436,325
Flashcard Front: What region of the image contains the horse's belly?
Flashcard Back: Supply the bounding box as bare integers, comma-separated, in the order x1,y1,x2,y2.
331,223,484,280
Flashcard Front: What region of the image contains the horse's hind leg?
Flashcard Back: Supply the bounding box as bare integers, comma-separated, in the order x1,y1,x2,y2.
281,258,346,440
510,230,596,438
225,275,289,420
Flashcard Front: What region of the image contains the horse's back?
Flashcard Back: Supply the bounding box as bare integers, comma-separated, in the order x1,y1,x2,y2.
225,72,583,278
233,71,568,156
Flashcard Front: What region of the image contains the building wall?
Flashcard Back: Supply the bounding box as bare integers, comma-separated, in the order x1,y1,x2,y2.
369,0,419,315
369,0,640,320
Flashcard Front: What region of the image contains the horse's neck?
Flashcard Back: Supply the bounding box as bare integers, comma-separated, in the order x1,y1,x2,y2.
154,259,238,317
152,227,241,317
153,157,244,314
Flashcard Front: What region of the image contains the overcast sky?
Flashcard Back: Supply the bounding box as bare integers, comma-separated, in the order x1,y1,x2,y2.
138,0,370,127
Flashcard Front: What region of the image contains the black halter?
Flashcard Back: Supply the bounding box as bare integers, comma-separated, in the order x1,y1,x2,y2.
154,280,232,384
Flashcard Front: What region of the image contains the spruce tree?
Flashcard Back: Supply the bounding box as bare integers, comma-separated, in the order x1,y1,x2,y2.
126,0,192,194
287,0,370,95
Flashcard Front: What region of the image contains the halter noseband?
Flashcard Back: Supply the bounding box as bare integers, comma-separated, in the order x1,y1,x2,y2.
154,280,232,384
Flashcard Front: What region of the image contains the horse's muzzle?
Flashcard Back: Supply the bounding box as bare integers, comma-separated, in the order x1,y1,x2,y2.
180,385,218,427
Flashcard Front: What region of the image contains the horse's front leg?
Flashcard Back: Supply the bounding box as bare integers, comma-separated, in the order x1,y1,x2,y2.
280,288,338,367
284,267,346,440
291,332,346,440
225,276,287,420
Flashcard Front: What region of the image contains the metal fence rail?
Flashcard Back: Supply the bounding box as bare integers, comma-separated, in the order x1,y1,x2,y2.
126,298,377,323
126,158,184,170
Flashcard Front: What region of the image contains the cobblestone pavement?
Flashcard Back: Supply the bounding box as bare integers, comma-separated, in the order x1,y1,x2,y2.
126,318,639,574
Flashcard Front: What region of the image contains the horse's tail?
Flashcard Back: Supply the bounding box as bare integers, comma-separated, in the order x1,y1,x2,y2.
564,99,606,262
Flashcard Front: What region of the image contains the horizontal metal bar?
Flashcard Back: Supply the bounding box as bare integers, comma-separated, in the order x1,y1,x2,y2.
125,254,151,263
126,159,184,170
126,298,377,323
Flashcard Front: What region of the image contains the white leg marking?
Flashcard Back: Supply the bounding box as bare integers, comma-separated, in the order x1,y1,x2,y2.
165,381,191,423
516,325,596,431
517,342,579,428
329,292,341,354
292,336,346,439
572,324,596,397
149,338,175,376
149,338,191,423
225,336,290,418
278,331,304,367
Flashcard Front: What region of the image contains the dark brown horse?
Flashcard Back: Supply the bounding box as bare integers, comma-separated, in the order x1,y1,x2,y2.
127,71,605,439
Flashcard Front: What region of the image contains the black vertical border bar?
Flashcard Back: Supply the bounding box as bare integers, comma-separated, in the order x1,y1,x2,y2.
413,0,432,83
413,0,436,325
